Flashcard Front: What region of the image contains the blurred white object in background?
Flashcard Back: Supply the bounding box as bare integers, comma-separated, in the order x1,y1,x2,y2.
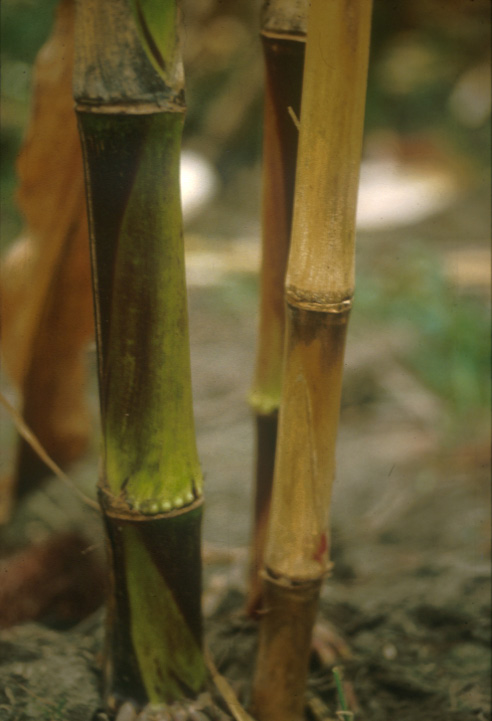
356,156,458,231
180,146,460,234
180,149,219,224
449,62,491,129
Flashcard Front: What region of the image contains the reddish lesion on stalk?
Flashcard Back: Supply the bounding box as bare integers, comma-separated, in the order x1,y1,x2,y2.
251,0,373,716
263,306,350,582
251,305,350,721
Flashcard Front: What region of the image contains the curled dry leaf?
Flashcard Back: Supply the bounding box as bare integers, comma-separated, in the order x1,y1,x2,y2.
0,0,94,496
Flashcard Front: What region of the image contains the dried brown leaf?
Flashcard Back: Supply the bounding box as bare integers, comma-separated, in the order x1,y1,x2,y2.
0,0,93,484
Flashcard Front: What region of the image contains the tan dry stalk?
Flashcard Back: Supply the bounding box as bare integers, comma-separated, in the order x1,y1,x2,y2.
247,0,307,614
252,2,373,719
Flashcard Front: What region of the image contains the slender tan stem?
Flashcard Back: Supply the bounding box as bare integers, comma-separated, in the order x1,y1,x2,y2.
252,2,372,719
264,308,349,582
247,0,306,615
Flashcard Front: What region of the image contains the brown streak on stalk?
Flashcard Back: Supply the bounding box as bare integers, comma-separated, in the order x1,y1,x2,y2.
265,307,349,583
75,113,148,390
253,36,305,400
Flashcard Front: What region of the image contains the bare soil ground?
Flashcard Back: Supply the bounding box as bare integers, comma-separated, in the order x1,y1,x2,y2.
0,208,490,720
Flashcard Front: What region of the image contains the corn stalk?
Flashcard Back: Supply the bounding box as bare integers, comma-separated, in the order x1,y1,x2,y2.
74,0,205,709
252,2,372,719
248,0,307,614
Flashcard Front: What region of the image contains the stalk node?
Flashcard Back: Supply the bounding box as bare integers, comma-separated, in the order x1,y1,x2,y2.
260,29,307,42
98,483,203,522
286,287,353,314
262,566,331,593
251,573,322,721
248,392,280,417
75,100,185,116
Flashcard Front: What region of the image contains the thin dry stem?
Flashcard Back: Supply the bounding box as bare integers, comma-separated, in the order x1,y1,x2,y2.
252,1,372,718
205,649,256,721
248,6,306,613
0,392,99,512
287,0,372,306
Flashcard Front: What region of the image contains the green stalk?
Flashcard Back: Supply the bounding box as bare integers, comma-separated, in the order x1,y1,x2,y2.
74,0,205,710
252,1,372,719
247,0,306,615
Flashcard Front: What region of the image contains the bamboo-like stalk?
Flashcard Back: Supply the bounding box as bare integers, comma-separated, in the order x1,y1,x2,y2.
252,2,372,719
247,0,306,614
74,0,205,710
